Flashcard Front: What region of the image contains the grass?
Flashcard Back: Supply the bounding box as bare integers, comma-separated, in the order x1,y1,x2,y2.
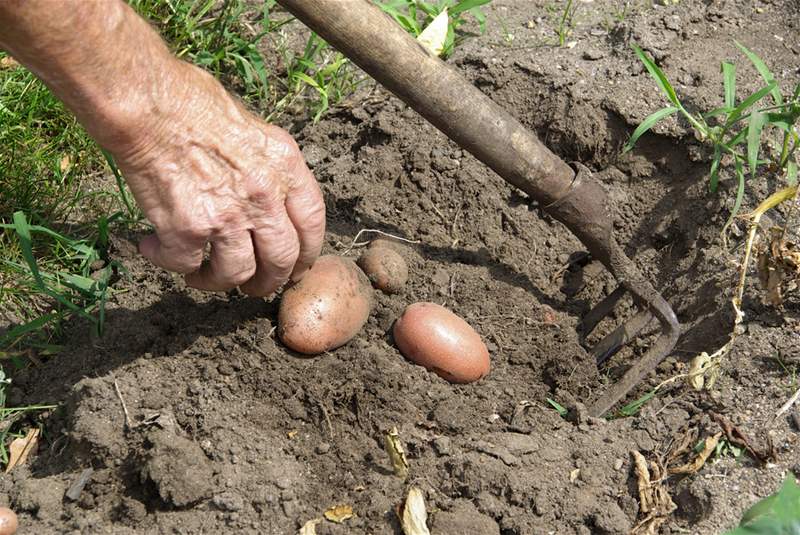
625,42,799,226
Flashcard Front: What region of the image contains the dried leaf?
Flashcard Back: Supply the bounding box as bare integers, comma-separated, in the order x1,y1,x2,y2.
417,8,448,57
0,56,18,69
6,428,40,472
324,504,354,523
756,228,800,307
287,429,298,439
400,487,431,535
687,352,712,390
630,451,676,535
59,155,72,175
384,426,409,480
298,518,322,535
710,411,775,464
669,433,722,475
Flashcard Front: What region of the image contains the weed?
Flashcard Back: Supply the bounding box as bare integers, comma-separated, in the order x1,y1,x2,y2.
555,0,576,47
129,0,288,104
0,212,121,354
377,0,491,58
275,33,364,123
625,42,799,225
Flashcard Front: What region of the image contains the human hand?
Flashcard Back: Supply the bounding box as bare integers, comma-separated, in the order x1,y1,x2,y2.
113,64,326,296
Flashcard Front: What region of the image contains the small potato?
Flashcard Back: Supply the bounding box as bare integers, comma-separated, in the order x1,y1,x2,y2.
393,302,490,383
357,245,408,294
278,255,373,355
0,507,17,535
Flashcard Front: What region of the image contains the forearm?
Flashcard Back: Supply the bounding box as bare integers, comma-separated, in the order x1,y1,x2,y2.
0,0,194,156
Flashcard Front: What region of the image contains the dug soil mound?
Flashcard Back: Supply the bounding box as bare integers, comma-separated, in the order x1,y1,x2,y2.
2,1,799,533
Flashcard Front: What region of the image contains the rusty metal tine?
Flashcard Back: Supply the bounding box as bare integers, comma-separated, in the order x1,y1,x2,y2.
590,308,653,365
579,286,627,339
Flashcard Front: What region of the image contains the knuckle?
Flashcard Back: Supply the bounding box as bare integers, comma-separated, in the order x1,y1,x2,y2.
270,242,300,271
230,264,257,286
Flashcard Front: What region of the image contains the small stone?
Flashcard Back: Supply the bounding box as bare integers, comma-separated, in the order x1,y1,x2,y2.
433,436,452,456
614,458,624,471
275,477,292,490
315,442,331,455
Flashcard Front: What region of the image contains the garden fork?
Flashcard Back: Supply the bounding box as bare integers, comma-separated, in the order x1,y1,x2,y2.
277,0,680,417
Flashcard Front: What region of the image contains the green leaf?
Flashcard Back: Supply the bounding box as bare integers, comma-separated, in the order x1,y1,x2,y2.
294,71,322,91
726,82,777,127
623,106,679,153
726,158,747,229
12,212,43,287
450,0,491,17
709,145,722,192
765,111,797,133
787,160,798,186
735,41,783,107
632,44,680,106
704,106,733,120
722,61,736,109
0,313,60,350
726,128,748,148
547,398,568,417
618,389,656,417
747,110,767,178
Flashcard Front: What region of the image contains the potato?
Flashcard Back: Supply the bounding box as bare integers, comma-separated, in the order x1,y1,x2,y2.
393,302,490,383
0,507,17,535
278,255,373,355
357,244,408,294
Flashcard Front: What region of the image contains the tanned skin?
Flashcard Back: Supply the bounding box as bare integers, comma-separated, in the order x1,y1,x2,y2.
0,0,326,296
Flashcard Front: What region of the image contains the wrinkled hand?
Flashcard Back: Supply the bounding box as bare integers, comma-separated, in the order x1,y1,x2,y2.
115,65,325,296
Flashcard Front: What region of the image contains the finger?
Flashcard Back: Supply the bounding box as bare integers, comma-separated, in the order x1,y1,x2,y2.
139,233,204,274
184,231,257,292
239,209,300,297
284,162,326,281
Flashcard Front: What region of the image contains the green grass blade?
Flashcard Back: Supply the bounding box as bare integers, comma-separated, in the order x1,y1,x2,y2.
726,82,776,127
747,109,766,178
0,313,60,349
618,389,656,417
726,128,748,148
765,111,795,133
623,106,678,153
11,212,43,287
704,106,733,120
547,398,568,417
450,0,491,17
632,44,679,106
722,61,736,109
735,41,783,107
709,145,722,192
787,160,798,186
725,158,747,229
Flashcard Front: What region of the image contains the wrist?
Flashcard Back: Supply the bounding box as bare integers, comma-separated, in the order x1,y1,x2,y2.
109,62,252,169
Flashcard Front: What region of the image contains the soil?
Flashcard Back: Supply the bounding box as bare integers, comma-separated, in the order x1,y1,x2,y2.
2,1,800,534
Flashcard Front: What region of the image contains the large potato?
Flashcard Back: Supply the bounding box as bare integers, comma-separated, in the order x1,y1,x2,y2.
278,255,373,355
393,302,490,383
